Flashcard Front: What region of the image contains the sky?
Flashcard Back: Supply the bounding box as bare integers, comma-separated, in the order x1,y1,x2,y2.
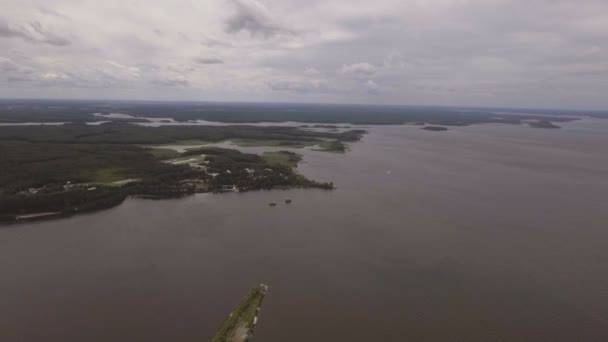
1,0,607,109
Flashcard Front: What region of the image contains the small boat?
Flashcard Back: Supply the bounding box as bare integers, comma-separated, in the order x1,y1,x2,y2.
268,202,277,206
285,198,292,204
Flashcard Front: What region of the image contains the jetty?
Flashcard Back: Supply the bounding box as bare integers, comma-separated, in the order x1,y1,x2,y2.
15,212,62,221
211,284,269,342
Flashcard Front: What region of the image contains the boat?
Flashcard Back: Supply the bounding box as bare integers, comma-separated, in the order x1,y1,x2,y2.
285,198,292,204
268,202,277,206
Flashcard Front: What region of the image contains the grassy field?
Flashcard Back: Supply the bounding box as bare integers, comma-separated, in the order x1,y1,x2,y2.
315,140,347,153
262,151,303,167
88,168,129,183
164,154,207,165
211,284,268,342
173,139,215,145
231,138,348,152
230,138,316,148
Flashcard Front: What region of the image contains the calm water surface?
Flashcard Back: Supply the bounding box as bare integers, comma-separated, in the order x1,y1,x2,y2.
2,120,608,341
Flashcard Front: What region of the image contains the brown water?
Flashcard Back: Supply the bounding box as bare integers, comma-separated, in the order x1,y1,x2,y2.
2,120,608,341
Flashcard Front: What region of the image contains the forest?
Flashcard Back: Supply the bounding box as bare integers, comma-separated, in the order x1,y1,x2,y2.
0,99,592,125
0,123,346,222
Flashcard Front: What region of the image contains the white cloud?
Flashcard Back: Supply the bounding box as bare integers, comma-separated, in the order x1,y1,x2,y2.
366,80,380,94
0,0,607,109
102,61,140,80
41,72,69,80
269,79,328,93
338,63,377,77
305,67,320,75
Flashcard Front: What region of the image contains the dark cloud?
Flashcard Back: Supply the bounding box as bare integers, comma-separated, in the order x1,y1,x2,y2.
225,0,296,38
29,21,71,46
195,57,224,64
0,17,70,46
0,17,28,39
0,57,35,82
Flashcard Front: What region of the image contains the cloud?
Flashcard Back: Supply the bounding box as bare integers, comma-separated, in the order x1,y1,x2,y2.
0,57,35,81
305,67,320,75
0,16,70,46
366,80,380,95
195,57,224,65
269,79,328,93
225,0,296,38
1,0,608,108
38,7,71,20
151,77,189,87
201,37,233,48
103,61,140,79
338,62,377,77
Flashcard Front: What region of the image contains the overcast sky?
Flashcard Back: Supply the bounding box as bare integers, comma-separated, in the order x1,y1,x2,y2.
1,0,607,109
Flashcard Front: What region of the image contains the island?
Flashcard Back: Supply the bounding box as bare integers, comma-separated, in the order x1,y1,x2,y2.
528,120,561,129
422,126,449,131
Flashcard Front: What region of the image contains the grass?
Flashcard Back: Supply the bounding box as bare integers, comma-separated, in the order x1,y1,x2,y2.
262,151,303,167
165,154,206,165
173,139,215,145
230,138,316,148
89,168,128,183
211,284,268,342
146,148,181,160
314,140,347,153
231,138,348,153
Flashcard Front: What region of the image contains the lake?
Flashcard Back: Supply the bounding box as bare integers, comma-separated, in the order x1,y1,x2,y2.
2,119,608,341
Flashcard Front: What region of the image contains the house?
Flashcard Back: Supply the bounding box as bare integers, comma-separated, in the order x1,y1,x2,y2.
220,185,239,192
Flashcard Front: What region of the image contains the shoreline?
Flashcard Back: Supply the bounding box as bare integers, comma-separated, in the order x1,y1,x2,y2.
0,185,334,225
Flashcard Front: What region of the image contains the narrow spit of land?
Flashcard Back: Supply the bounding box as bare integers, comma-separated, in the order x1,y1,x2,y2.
211,284,269,342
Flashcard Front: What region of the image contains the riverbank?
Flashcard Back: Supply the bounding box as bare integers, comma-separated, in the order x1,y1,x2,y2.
0,143,336,224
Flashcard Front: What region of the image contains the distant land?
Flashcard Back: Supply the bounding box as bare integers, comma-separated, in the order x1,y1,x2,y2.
1,99,605,223
0,122,360,222
422,126,449,132
1,99,604,126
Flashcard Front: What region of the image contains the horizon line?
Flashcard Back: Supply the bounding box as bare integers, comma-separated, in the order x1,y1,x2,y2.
0,97,606,113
